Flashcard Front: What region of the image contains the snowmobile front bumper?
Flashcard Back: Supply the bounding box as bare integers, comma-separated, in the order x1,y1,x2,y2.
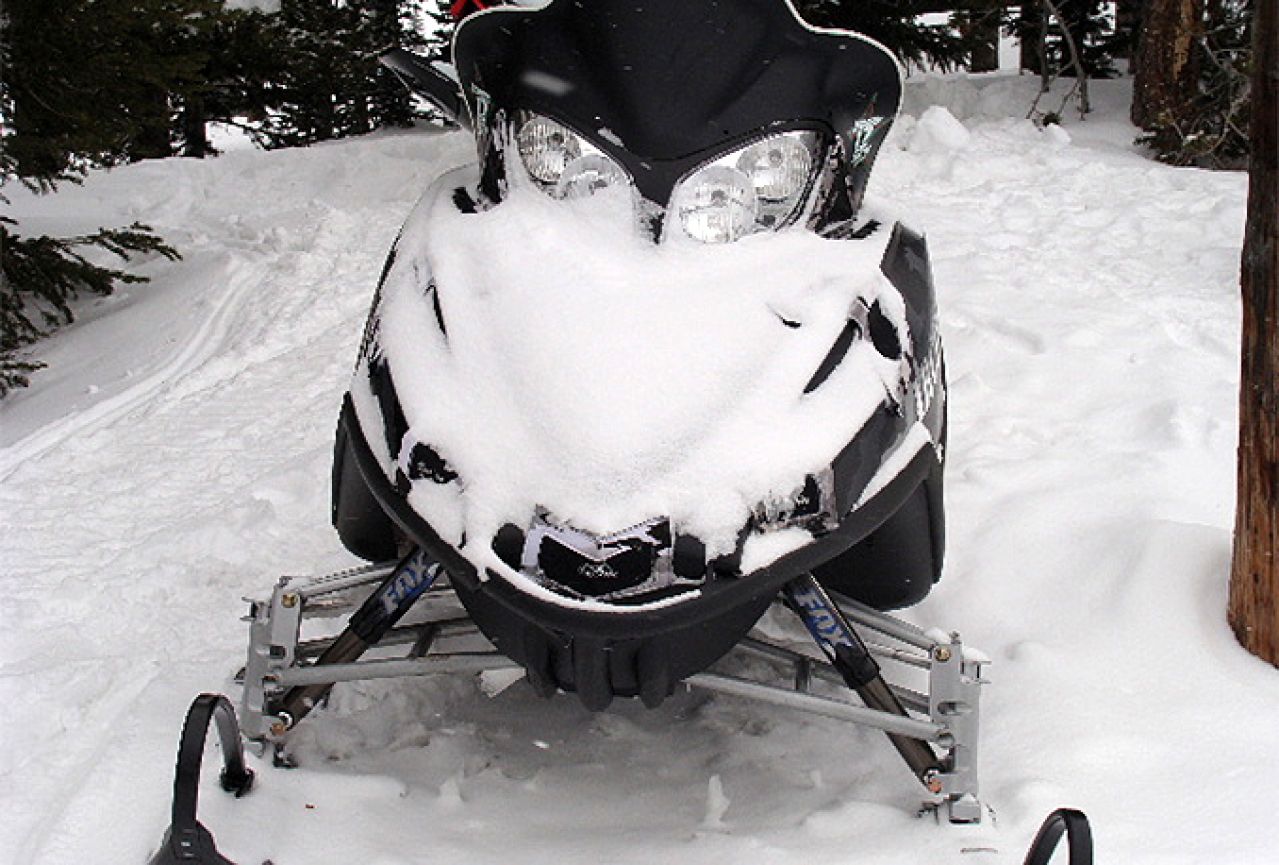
339,390,940,627
335,390,948,710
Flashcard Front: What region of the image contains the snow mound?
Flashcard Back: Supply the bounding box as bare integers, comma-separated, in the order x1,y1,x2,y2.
909,106,972,153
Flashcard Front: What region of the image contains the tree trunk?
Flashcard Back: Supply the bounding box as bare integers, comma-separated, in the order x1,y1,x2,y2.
965,2,1001,73
1228,0,1279,667
1131,0,1202,129
180,96,212,158
1114,0,1141,60
1020,0,1045,74
132,87,174,161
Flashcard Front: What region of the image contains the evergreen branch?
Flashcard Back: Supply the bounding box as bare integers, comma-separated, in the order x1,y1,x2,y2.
1,216,180,395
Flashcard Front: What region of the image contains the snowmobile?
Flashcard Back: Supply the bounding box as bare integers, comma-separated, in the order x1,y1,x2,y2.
149,1,1064,862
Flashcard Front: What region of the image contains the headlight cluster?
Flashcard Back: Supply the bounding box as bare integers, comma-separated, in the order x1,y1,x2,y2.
673,131,818,243
513,113,821,244
515,112,629,200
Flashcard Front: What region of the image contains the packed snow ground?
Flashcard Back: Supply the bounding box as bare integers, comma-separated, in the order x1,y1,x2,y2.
2,74,1272,864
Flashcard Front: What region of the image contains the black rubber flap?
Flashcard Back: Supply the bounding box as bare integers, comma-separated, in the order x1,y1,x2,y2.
148,694,254,865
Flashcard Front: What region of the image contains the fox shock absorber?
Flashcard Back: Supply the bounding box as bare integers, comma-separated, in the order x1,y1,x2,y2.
783,574,944,793
272,548,442,733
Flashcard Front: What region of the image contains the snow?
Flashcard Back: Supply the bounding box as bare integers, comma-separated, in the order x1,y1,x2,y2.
1,73,1271,864
372,163,909,584
908,106,973,154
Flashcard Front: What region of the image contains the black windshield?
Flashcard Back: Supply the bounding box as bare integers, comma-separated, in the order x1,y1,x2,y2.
454,0,901,208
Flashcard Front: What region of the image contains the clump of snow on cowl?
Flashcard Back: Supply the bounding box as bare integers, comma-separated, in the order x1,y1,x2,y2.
369,172,909,596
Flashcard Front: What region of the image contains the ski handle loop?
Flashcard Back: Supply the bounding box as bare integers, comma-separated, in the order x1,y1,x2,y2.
148,693,254,865
1022,808,1094,865
174,693,255,827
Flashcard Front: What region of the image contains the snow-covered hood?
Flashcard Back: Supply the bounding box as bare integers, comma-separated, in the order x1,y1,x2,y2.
356,167,912,584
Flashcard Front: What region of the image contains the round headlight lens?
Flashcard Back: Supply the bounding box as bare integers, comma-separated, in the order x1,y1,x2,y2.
736,134,813,202
674,165,758,244
517,116,582,184
556,154,628,200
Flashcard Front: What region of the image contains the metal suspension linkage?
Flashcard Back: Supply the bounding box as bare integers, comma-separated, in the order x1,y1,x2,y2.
789,575,945,786
686,574,986,823
239,559,985,821
239,548,516,748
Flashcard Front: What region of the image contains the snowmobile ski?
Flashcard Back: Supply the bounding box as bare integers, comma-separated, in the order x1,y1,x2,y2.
147,694,253,865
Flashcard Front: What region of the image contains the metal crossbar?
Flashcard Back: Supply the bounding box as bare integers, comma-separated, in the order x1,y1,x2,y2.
239,561,986,822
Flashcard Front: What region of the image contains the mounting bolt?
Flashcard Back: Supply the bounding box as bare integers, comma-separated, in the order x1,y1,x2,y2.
281,592,299,609
269,713,293,736
924,769,944,795
933,646,952,663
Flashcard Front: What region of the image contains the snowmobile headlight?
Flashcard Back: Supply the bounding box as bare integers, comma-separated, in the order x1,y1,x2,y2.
557,153,629,200
737,134,813,202
516,112,632,202
516,114,583,184
673,165,758,244
673,130,821,242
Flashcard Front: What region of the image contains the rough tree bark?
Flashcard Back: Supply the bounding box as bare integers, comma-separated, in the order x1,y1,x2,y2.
1228,0,1279,667
1131,0,1203,129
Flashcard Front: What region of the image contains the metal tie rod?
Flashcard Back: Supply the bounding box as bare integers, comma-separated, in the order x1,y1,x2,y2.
831,593,940,652
271,653,519,688
734,638,930,712
687,672,947,742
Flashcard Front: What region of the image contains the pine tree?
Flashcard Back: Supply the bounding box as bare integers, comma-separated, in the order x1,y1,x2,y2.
1013,0,1124,81
1,0,190,394
2,0,224,174
796,1,971,71
422,0,458,61
1137,0,1253,168
174,7,291,157
258,0,429,148
1132,0,1204,130
1227,0,1277,668
958,1,1004,73
1053,0,1124,79
0,220,180,396
366,0,430,130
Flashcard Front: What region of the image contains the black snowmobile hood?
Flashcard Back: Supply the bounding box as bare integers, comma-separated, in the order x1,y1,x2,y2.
453,0,902,206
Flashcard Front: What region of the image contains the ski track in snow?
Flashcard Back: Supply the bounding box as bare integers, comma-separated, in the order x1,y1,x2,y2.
0,253,260,481
2,77,1275,864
